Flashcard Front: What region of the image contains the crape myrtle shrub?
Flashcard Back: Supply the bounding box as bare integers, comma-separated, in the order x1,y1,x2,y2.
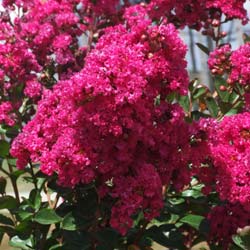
1,0,250,250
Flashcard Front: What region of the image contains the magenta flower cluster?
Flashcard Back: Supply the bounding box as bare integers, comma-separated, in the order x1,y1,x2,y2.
10,5,191,234
148,0,247,30
1,0,250,246
209,43,250,86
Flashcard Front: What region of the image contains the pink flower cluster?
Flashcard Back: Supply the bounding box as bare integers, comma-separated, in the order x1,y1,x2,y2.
192,113,250,207
0,101,16,126
11,6,191,234
206,0,247,20
208,203,250,248
195,113,250,247
13,0,82,69
229,43,250,85
110,164,163,235
0,0,127,126
0,20,41,124
208,43,250,109
210,113,250,207
3,0,250,241
209,43,250,86
208,44,232,75
148,0,247,29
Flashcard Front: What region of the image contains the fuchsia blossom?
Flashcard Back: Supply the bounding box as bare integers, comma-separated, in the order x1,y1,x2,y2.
206,0,247,20
193,113,250,208
209,43,250,86
0,101,16,126
208,44,232,75
148,0,247,30
24,80,42,99
208,203,250,248
191,113,250,247
11,6,191,234
210,113,250,207
3,0,250,242
229,43,250,85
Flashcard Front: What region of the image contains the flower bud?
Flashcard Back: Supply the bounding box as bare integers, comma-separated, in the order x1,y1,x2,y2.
148,53,154,59
212,19,220,27
220,31,227,38
219,85,227,91
211,69,217,74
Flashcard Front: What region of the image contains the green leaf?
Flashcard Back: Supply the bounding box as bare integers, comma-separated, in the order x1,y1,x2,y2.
225,108,240,116
232,235,246,250
192,87,207,100
9,235,33,250
166,92,176,103
191,111,210,121
165,198,186,215
34,208,62,225
62,212,77,231
5,126,19,139
29,189,41,211
205,97,218,117
17,211,33,221
180,214,204,230
0,196,18,210
178,95,190,113
36,177,46,190
49,244,63,250
146,225,185,250
196,43,210,55
7,158,17,165
214,77,230,102
0,140,10,158
0,214,14,226
182,189,204,199
15,220,32,233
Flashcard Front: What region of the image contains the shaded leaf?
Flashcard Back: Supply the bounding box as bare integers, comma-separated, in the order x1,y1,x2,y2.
62,212,77,231
196,43,210,55
95,228,120,249
0,177,7,194
0,231,4,244
0,196,18,210
146,225,185,250
62,231,91,250
0,214,14,226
